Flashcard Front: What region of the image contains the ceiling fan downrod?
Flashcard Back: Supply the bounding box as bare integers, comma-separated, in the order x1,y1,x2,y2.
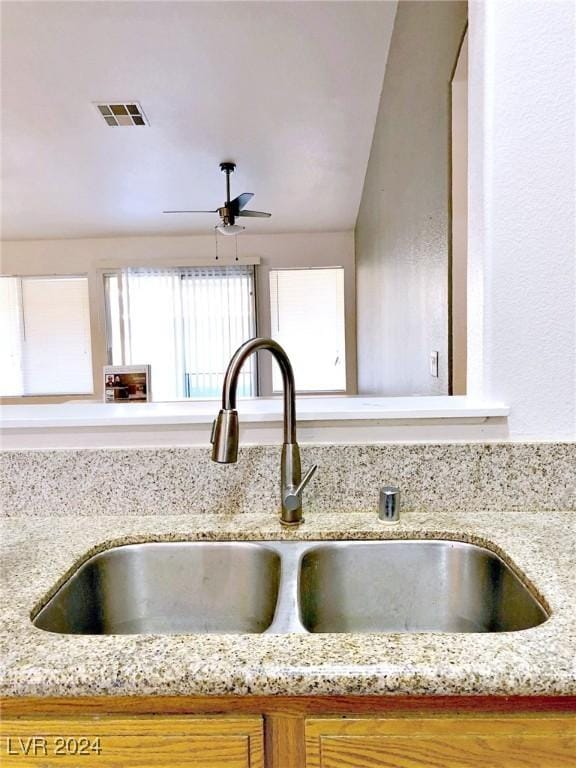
219,162,236,225
220,161,235,205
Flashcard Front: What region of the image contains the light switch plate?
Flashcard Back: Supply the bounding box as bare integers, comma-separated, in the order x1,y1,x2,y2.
430,351,439,377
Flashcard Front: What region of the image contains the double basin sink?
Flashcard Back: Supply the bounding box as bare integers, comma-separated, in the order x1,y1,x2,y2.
33,540,548,635
33,539,548,636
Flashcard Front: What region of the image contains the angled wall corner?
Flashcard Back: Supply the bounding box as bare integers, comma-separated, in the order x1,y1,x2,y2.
355,0,468,396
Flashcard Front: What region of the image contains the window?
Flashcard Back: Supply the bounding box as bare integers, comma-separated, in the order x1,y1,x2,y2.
0,276,93,396
105,266,256,401
269,267,346,392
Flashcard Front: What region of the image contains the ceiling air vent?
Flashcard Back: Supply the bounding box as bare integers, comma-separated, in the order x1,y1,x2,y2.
95,102,148,126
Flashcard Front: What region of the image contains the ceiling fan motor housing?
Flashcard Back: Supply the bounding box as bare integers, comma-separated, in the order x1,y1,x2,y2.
218,205,233,226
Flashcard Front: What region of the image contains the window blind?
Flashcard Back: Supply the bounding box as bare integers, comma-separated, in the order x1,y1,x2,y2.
180,267,255,398
0,277,24,396
0,276,93,396
269,267,346,392
105,266,256,401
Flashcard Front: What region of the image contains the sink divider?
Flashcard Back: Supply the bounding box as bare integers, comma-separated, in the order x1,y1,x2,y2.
265,542,310,634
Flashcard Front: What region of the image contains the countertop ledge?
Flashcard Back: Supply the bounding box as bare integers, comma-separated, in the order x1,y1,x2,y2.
1,509,575,699
0,395,509,429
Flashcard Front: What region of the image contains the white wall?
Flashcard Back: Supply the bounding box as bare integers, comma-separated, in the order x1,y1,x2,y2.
468,0,576,440
0,231,356,402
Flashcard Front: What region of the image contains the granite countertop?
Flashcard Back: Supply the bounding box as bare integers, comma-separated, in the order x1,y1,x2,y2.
1,509,575,699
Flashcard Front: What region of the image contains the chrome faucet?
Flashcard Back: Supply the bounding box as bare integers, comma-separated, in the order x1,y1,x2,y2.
211,337,317,527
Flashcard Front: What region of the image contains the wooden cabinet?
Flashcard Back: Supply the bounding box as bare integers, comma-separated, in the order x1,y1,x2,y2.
305,715,576,768
2,697,576,768
0,716,264,768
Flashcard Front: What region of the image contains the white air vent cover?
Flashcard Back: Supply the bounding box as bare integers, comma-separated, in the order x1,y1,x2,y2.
95,102,148,126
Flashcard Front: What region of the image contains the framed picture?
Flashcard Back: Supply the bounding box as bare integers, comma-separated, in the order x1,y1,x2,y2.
103,365,151,403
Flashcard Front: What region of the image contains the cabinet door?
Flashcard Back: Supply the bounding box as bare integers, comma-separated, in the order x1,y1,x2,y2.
305,715,576,768
1,715,264,768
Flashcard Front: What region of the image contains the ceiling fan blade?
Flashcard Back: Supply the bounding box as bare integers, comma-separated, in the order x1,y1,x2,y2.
163,209,218,214
237,210,272,218
230,192,254,212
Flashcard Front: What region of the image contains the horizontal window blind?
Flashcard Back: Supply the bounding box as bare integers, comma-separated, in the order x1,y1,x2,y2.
105,266,256,401
269,267,346,392
0,276,93,396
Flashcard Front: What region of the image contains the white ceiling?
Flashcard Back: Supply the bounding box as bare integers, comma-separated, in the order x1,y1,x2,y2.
1,1,397,241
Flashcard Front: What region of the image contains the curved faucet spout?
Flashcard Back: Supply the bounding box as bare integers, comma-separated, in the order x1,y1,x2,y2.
221,337,296,444
211,337,316,527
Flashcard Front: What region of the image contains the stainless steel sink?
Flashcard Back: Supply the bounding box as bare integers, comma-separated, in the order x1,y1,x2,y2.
33,542,281,635
33,539,548,636
299,540,548,633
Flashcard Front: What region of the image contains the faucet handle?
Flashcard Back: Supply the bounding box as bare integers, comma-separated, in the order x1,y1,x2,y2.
283,464,318,512
295,464,318,497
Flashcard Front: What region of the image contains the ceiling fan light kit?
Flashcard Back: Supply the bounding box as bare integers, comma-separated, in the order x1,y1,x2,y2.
163,161,271,234
217,223,245,236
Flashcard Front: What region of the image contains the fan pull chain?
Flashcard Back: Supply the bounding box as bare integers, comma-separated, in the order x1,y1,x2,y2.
235,234,239,261
214,227,219,260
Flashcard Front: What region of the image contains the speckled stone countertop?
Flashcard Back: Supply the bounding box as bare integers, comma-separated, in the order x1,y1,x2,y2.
1,508,575,699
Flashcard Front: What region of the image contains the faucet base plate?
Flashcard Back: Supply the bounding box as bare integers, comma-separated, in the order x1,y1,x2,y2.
279,517,304,528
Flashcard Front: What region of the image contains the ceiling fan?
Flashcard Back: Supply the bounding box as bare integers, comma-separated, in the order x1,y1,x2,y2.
163,161,271,235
